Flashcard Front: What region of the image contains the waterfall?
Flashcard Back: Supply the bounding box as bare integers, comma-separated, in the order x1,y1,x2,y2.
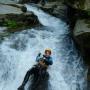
0,4,87,90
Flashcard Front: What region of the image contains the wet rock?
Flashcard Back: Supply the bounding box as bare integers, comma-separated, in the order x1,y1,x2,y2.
0,4,22,14
19,0,31,4
21,6,27,12
73,19,90,65
40,2,68,21
0,0,18,4
0,27,7,33
18,0,43,4
73,20,90,88
0,13,40,33
0,3,41,33
63,1,90,87
62,1,90,69
74,20,90,36
64,0,90,17
63,0,90,10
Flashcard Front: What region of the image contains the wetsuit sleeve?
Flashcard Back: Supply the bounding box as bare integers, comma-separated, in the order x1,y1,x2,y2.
36,53,42,62
44,57,53,65
48,57,53,65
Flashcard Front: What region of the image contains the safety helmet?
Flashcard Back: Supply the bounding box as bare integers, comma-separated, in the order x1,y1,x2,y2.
45,48,52,55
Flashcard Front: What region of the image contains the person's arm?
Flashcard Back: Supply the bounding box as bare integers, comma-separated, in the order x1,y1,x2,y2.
49,57,53,65
36,53,42,62
44,57,53,65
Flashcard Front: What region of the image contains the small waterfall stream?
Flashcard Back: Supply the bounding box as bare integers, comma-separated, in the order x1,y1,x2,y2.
0,4,87,90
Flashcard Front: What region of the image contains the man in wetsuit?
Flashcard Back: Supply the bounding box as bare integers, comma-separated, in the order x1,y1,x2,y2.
18,49,53,90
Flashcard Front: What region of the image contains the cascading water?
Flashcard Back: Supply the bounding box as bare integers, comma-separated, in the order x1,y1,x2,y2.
0,4,87,90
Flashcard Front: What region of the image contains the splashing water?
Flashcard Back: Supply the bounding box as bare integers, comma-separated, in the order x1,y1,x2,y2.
0,4,87,90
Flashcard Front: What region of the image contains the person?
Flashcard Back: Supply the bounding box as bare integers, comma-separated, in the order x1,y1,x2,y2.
18,49,53,90
36,48,53,66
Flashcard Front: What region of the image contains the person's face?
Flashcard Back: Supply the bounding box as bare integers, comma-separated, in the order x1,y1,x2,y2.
45,51,51,57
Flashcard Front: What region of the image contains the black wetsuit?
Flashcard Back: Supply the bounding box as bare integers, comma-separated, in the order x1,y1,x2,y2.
18,63,49,90
18,54,53,90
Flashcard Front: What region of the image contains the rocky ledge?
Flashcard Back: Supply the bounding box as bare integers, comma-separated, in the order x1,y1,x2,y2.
0,4,41,33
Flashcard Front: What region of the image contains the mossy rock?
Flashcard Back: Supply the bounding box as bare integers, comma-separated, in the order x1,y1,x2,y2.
4,20,18,29
0,13,40,33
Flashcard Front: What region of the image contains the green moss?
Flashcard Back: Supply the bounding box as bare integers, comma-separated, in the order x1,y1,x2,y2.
4,20,18,29
1,19,28,33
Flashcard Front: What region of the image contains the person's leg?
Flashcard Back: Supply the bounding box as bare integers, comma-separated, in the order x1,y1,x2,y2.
18,67,36,90
22,69,34,86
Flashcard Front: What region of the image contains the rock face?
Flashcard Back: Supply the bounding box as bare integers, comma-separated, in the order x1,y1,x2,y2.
73,19,90,87
74,20,90,36
47,0,90,85
61,0,90,10
0,13,40,32
40,2,67,21
65,0,90,86
0,4,40,33
74,20,90,64
0,4,22,14
0,0,18,4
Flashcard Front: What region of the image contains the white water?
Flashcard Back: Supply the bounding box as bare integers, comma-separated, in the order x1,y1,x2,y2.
0,5,87,90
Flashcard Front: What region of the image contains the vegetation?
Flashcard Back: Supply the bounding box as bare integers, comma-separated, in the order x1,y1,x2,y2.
4,20,18,29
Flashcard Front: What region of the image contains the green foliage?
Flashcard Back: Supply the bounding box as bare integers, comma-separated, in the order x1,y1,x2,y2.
4,20,18,29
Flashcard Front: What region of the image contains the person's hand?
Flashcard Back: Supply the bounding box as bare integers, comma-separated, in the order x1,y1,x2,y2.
38,53,41,56
18,85,24,90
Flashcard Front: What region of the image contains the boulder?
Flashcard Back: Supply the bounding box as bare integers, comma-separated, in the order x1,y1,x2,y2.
63,0,90,10
73,19,90,65
0,0,18,4
74,20,90,36
40,2,68,21
0,4,23,14
0,4,41,33
0,13,40,33
73,20,90,85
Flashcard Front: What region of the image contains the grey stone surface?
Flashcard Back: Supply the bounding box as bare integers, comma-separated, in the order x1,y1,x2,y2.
0,0,18,4
0,4,23,14
74,20,90,36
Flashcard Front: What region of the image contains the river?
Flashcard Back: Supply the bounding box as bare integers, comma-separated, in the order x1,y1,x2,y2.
0,4,87,90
